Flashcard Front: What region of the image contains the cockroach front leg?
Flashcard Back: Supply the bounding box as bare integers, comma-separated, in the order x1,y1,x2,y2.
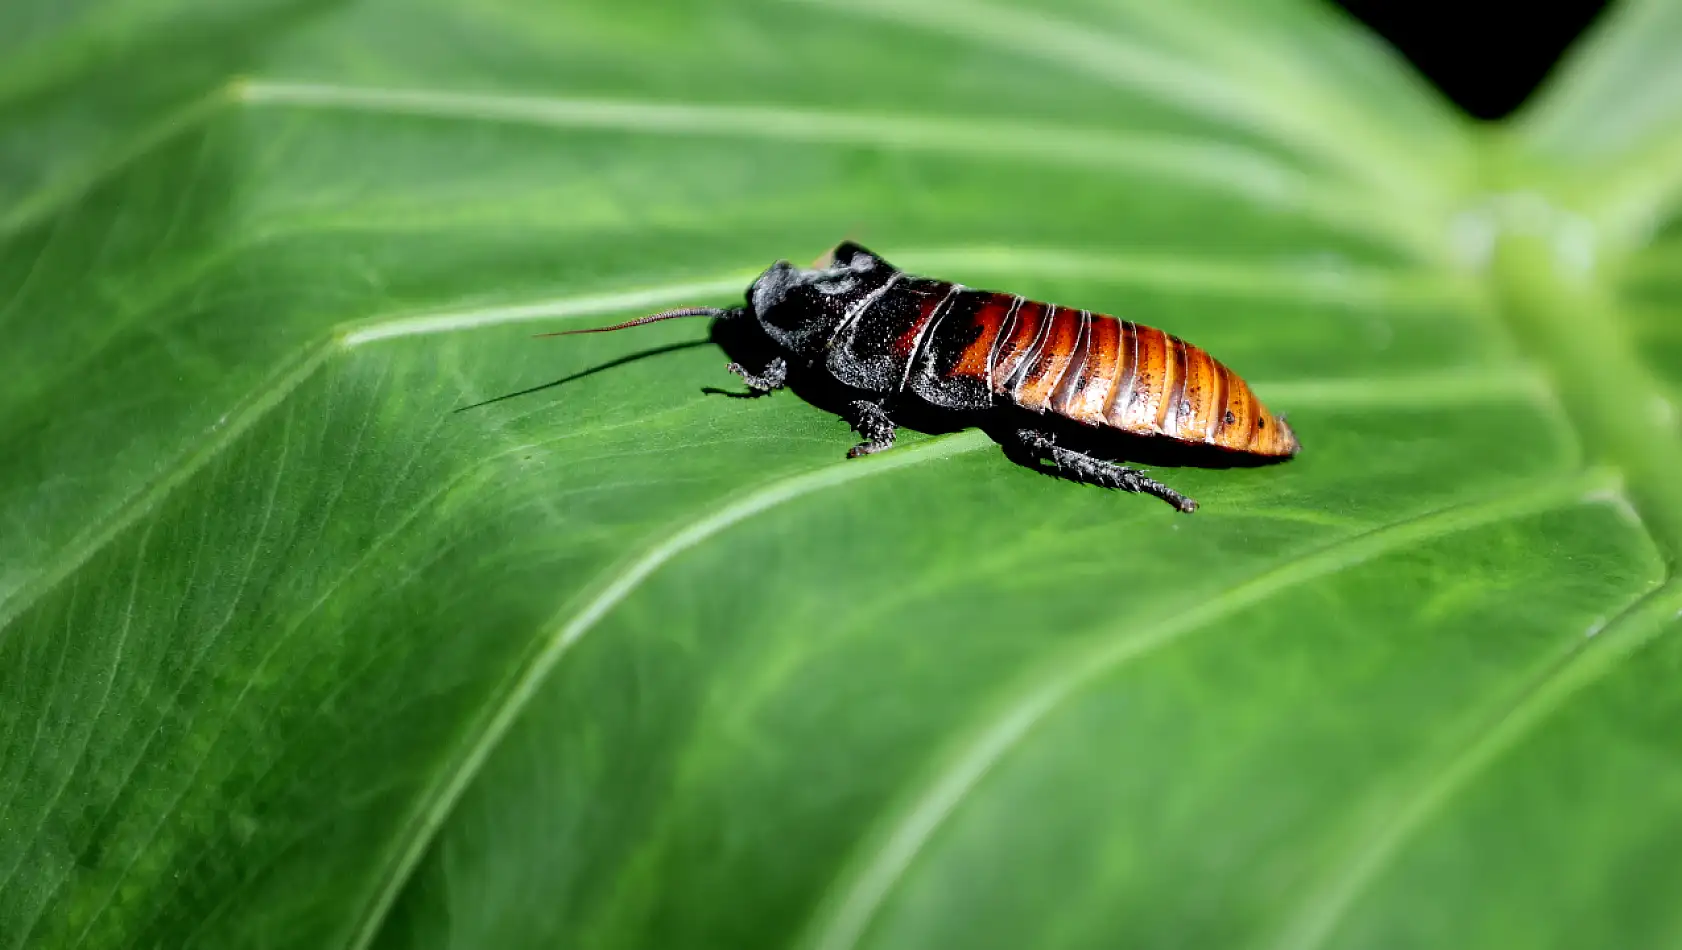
725,356,788,396
1010,428,1197,513
843,399,897,459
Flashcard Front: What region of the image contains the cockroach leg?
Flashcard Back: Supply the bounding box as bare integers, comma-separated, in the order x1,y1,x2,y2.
843,399,897,458
1010,428,1198,513
726,356,788,396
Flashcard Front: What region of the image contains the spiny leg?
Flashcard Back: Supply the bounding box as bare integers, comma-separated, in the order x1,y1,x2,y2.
1011,428,1198,513
725,356,788,396
843,399,898,459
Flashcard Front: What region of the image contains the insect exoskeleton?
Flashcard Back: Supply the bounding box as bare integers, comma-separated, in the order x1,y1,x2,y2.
540,242,1299,512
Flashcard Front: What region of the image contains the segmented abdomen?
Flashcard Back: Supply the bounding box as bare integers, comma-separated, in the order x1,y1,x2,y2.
928,288,1299,457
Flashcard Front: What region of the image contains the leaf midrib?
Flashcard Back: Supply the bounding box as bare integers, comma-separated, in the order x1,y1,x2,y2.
1483,207,1682,565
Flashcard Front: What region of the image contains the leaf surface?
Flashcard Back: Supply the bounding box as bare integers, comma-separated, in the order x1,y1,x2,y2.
2,1,1680,948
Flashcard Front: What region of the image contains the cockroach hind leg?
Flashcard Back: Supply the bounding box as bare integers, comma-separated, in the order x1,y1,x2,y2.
1009,428,1198,513
725,356,788,396
843,399,897,458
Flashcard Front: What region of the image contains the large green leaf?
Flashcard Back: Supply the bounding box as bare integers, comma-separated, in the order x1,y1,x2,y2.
4,0,1681,947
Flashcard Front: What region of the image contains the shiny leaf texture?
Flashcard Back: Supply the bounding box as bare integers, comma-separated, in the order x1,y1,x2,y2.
3,1,1681,948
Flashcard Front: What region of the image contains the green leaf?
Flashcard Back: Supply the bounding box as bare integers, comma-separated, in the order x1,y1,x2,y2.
3,1,1680,948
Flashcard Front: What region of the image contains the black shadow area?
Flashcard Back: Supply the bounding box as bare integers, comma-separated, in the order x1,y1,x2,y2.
453,339,715,414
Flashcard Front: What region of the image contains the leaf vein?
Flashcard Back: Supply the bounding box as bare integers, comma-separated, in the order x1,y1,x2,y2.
796,470,1618,950
1268,572,1682,950
63,388,299,950
788,0,1443,207
0,341,334,639
340,429,995,950
0,275,755,641
235,80,1420,251
0,85,234,239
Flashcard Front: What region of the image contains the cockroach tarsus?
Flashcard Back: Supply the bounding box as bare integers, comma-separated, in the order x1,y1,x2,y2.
537,242,1300,513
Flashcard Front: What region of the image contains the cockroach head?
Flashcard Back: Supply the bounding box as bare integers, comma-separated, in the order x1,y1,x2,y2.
536,242,895,351
743,242,897,356
747,241,890,316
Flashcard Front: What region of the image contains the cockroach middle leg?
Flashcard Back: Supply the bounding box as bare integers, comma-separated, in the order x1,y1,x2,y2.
1009,428,1198,513
725,356,788,396
843,399,897,458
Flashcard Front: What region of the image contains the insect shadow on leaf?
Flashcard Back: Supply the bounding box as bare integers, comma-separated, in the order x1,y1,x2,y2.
452,339,715,414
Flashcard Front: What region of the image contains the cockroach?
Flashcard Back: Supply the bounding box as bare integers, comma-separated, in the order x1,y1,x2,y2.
542,242,1299,512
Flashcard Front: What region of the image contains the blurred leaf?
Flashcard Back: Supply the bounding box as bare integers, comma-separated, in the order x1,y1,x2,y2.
3,1,1680,948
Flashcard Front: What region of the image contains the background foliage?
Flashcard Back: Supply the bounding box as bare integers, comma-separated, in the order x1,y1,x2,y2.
4,0,1682,947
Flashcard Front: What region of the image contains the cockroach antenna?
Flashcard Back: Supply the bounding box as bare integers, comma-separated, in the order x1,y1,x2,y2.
533,307,737,338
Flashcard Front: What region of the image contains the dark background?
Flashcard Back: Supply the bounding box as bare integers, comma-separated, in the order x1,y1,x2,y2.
1332,0,1611,119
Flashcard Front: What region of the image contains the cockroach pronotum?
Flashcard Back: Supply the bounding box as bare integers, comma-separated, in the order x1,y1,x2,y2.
541,242,1299,512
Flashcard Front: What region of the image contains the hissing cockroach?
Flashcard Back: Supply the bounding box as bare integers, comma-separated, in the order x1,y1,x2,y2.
543,242,1299,512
